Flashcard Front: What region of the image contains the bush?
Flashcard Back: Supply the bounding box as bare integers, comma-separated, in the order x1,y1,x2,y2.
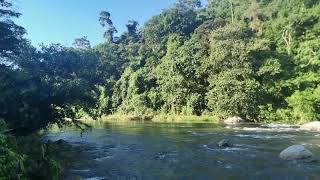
0,120,26,180
0,120,61,180
287,87,320,123
207,70,260,120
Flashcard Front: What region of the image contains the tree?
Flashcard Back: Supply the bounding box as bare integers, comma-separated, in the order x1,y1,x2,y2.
141,2,201,57
126,20,139,36
0,0,25,57
178,0,202,9
99,11,117,42
206,0,238,23
1,0,320,134
73,36,91,49
205,25,260,119
287,87,320,122
0,119,26,179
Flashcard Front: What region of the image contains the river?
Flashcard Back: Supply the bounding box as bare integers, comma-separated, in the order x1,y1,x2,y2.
45,123,320,180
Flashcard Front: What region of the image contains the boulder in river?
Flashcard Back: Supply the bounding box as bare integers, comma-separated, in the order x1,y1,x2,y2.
279,145,317,162
224,116,245,124
53,139,71,149
218,138,233,148
300,121,320,132
56,139,68,145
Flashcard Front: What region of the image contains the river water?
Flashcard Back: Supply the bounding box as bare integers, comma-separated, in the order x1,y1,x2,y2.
45,123,320,180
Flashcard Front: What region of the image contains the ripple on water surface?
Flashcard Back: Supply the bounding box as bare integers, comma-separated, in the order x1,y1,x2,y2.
46,123,320,180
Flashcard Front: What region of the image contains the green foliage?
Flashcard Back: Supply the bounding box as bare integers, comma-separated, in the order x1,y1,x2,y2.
0,64,57,134
73,36,91,49
96,0,319,123
99,11,117,42
0,120,26,180
207,70,260,119
0,0,26,57
16,136,61,180
204,25,260,119
141,2,201,56
0,43,102,134
0,120,61,180
287,87,320,122
1,0,320,177
90,85,110,117
1,0,320,136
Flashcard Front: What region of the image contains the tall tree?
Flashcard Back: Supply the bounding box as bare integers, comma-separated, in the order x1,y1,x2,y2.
126,20,139,35
0,0,25,57
99,11,117,42
205,25,260,119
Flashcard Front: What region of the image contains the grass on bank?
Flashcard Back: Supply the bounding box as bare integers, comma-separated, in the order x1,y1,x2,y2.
79,113,221,126
78,112,315,126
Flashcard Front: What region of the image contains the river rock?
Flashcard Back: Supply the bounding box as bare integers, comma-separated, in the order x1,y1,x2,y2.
301,121,320,132
154,152,167,160
224,116,245,124
54,139,71,148
56,139,67,144
279,145,317,162
218,139,232,148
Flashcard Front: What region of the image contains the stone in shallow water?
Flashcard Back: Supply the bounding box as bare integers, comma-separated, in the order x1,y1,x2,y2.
217,139,233,148
154,152,167,160
224,116,245,124
56,139,68,145
279,145,317,162
301,121,320,132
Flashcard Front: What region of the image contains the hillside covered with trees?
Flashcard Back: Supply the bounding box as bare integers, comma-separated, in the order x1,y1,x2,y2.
0,0,320,178
2,0,320,132
1,0,320,132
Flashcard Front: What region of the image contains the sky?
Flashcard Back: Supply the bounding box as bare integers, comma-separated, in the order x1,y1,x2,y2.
14,0,180,46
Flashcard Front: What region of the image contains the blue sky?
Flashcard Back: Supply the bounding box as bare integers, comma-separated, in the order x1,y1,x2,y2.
14,0,181,46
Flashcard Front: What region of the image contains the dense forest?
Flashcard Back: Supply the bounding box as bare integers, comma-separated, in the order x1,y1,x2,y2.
0,0,320,178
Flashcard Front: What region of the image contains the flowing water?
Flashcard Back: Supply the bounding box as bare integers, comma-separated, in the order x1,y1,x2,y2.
45,123,320,180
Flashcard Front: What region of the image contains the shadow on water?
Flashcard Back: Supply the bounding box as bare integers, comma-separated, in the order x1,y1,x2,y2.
45,122,320,180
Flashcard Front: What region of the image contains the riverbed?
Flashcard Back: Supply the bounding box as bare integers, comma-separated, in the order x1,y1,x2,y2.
45,123,320,180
